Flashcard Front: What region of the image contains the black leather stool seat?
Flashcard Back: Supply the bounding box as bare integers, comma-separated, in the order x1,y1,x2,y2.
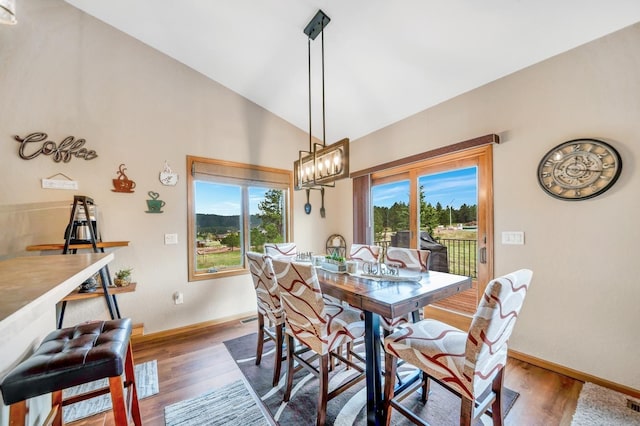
1,318,132,406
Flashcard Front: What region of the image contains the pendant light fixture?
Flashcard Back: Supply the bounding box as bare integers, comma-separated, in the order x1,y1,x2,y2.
294,9,349,190
0,0,17,25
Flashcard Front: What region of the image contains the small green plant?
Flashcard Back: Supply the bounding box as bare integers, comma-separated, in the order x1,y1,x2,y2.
325,252,345,263
115,268,133,279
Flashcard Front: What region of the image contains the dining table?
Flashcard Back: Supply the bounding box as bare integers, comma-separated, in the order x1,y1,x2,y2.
315,267,472,426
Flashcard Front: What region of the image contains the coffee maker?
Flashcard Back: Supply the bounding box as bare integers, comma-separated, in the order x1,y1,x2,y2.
63,198,99,243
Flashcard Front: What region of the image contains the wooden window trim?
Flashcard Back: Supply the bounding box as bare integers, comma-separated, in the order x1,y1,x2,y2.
350,133,499,179
187,155,293,282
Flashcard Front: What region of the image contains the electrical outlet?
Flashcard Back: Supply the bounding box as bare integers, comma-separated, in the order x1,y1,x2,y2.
164,233,178,245
173,291,184,304
501,231,525,245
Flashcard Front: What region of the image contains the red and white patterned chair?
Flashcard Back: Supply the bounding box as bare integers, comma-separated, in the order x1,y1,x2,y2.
380,247,431,334
348,243,380,265
384,246,430,272
246,251,285,387
383,269,533,426
264,242,297,259
271,259,366,426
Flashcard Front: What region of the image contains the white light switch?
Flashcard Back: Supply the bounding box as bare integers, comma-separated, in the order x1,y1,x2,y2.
501,231,524,245
164,233,178,245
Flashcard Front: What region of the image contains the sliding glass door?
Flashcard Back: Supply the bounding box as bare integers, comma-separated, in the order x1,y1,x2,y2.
367,145,494,328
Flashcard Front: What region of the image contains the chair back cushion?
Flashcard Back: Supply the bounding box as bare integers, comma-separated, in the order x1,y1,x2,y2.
264,242,297,259
271,259,362,354
465,269,533,396
384,247,430,272
348,244,380,263
246,252,284,325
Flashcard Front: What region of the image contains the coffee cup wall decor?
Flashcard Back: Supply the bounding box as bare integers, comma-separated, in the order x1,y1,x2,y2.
112,163,136,193
146,191,165,213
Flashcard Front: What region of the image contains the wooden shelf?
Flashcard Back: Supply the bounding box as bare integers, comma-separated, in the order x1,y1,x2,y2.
26,241,130,251
62,282,137,302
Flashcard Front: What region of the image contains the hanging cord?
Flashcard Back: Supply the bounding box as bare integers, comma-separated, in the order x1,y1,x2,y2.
308,37,312,153
321,20,326,148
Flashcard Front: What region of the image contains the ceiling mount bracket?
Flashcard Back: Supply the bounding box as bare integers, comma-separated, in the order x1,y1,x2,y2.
304,10,330,40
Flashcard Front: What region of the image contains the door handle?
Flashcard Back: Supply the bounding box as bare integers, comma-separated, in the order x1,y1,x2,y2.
479,247,487,264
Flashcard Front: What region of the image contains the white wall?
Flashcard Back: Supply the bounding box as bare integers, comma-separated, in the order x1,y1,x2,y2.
349,24,640,389
1,0,638,391
0,0,335,336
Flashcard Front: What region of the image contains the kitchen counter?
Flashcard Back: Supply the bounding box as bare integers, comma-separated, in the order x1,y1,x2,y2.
0,253,113,376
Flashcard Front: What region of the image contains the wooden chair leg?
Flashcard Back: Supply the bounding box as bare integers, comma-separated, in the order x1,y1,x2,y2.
109,375,128,425
284,334,295,402
272,323,284,387
51,390,63,426
317,353,329,426
491,368,504,426
9,400,27,426
460,396,473,426
383,351,398,426
256,313,265,365
125,343,142,426
421,373,430,404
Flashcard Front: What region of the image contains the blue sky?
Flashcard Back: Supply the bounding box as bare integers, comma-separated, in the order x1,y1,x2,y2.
372,167,477,209
196,166,477,215
195,182,269,215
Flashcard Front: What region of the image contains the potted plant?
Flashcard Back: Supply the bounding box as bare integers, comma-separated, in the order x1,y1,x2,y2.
114,268,133,287
322,253,347,273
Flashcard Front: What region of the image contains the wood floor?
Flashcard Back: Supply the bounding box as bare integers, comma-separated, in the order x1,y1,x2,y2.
69,317,582,426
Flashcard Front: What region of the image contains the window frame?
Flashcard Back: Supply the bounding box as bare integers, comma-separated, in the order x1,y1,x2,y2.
187,155,293,282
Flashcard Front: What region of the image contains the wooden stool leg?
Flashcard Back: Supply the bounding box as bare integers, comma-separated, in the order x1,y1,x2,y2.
8,400,27,426
51,390,63,426
124,343,142,426
108,343,142,426
109,375,128,425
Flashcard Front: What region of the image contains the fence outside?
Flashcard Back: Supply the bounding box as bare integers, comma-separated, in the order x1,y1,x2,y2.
437,238,477,278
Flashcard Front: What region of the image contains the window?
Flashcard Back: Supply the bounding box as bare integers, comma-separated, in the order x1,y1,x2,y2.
187,156,293,281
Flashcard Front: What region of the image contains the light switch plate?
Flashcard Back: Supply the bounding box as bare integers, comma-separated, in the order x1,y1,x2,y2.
164,233,178,245
501,231,524,245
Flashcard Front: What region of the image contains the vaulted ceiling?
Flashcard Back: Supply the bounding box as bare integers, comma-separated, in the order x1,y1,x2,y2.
65,0,640,143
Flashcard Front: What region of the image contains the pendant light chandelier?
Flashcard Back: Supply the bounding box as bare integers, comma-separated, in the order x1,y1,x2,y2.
0,0,17,25
294,10,349,190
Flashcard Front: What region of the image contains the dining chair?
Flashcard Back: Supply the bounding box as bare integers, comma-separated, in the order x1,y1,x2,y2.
384,246,431,272
383,269,533,426
246,251,285,387
380,247,432,334
264,242,297,259
271,259,366,426
348,243,380,264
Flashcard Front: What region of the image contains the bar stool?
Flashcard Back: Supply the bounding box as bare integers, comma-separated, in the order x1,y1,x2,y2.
0,318,141,426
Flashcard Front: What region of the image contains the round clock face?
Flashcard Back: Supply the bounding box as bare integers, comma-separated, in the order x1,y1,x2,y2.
537,139,622,200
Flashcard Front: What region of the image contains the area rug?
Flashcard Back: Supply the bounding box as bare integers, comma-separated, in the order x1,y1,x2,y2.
164,380,270,426
223,333,519,425
571,382,640,425
62,359,159,423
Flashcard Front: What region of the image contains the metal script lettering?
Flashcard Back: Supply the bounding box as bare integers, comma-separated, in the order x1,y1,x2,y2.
15,132,98,162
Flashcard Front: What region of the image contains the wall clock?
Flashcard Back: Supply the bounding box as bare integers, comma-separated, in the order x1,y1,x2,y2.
537,138,622,200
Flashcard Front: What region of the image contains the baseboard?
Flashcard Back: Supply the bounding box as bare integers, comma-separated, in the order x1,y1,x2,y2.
130,311,256,344
132,323,144,337
508,349,640,399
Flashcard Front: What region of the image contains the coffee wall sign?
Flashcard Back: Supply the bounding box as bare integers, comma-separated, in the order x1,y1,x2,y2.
112,164,136,193
15,132,98,162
